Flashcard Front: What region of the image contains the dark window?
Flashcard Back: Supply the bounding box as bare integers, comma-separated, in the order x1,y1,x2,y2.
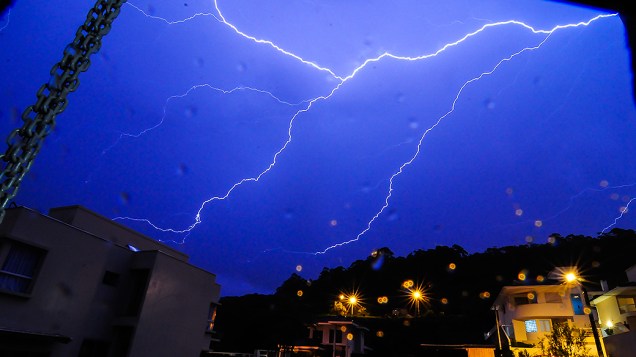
102,271,120,287
0,239,46,295
513,292,537,306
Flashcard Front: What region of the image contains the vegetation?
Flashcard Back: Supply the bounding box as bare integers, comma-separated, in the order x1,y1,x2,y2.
214,228,636,355
539,323,591,357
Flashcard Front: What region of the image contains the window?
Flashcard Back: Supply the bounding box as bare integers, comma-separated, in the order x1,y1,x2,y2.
329,329,343,343
618,297,636,313
525,319,551,333
514,292,537,306
206,303,218,332
538,319,551,332
0,239,46,295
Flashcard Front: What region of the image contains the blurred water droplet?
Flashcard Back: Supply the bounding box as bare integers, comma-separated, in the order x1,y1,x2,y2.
146,5,156,15
194,57,204,67
177,163,189,176
363,37,373,47
236,62,247,72
119,192,131,205
387,209,399,222
396,92,405,103
284,208,294,220
184,106,197,118
408,117,418,129
433,224,442,232
484,98,495,110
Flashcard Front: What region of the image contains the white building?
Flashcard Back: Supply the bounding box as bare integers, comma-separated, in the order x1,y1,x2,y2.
0,205,221,357
591,265,636,357
492,283,601,356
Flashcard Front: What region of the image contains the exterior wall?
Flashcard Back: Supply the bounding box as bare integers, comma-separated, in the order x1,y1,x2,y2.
0,206,221,357
129,251,221,357
495,285,598,355
602,316,636,357
595,297,623,328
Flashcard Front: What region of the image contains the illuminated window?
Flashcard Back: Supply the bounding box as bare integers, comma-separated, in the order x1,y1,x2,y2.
618,297,636,314
0,239,45,295
206,303,218,332
538,319,551,332
525,320,538,333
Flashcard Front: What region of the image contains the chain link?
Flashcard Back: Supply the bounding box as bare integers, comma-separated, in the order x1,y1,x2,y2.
0,0,126,222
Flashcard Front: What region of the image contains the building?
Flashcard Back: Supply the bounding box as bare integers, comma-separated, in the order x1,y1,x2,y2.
279,319,371,357
492,282,602,356
591,265,636,357
0,205,221,357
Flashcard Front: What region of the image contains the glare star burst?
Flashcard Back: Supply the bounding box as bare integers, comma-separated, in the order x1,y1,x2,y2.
117,1,618,253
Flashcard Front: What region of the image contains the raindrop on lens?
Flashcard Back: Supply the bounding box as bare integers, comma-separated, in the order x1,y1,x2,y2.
119,192,130,205
184,106,197,118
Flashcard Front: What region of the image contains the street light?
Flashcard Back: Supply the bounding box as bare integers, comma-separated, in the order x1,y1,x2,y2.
348,295,358,316
404,280,428,317
563,270,605,357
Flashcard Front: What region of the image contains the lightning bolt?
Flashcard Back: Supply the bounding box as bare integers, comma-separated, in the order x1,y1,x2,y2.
117,2,618,250
602,197,636,233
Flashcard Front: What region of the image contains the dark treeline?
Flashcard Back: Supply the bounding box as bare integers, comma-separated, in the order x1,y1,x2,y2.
214,229,636,355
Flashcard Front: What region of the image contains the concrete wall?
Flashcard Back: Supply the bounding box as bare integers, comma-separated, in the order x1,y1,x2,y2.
0,206,221,357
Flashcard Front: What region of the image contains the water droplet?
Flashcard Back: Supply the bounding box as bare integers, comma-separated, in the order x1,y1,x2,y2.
296,265,302,272
387,209,399,222
484,98,495,110
119,192,130,205
184,106,197,118
236,62,247,72
177,163,189,176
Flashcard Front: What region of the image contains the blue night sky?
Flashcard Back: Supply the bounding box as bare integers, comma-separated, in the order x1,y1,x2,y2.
1,1,635,296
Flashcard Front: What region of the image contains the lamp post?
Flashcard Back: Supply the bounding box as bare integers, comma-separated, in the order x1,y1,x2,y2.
565,272,605,357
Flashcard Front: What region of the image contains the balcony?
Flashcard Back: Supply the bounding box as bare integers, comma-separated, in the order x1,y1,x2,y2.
510,303,573,319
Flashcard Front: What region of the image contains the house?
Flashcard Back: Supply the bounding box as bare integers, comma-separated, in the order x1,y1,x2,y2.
0,205,221,357
279,319,371,357
492,280,602,356
591,264,636,357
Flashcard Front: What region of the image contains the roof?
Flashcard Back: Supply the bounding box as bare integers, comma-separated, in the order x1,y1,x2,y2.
592,285,636,305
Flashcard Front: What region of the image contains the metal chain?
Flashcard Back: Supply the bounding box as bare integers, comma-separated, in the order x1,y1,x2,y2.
0,0,127,222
